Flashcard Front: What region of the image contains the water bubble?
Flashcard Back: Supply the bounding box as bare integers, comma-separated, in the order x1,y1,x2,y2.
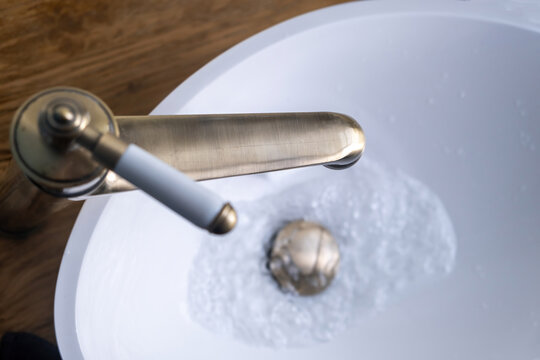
520,131,537,151
474,264,487,279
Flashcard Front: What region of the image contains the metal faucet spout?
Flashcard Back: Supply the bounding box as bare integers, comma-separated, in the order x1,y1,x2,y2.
97,112,365,194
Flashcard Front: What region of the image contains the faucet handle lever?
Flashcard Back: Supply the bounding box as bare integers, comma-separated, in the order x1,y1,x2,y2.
78,128,236,234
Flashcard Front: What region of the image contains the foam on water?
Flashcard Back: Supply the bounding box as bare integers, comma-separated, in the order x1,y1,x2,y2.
188,160,457,348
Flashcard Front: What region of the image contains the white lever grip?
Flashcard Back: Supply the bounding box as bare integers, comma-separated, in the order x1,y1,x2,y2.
113,144,231,232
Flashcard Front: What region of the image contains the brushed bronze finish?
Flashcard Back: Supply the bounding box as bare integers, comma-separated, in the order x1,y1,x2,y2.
95,112,365,193
269,220,340,296
208,203,237,235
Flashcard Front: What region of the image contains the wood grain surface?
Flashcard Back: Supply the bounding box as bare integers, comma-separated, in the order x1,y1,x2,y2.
0,0,348,345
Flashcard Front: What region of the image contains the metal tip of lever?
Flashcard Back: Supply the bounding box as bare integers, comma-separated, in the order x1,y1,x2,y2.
208,203,237,235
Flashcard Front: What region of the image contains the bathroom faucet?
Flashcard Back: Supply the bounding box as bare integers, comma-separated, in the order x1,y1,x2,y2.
0,87,365,235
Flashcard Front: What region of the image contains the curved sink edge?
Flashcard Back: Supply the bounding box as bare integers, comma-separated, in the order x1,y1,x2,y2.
54,195,112,360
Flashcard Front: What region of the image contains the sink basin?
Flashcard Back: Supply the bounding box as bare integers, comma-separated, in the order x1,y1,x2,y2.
55,0,540,358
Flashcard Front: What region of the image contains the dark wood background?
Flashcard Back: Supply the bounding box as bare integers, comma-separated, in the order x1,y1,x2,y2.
0,0,347,344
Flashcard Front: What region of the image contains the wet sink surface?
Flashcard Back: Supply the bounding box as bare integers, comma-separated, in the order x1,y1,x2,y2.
55,1,540,359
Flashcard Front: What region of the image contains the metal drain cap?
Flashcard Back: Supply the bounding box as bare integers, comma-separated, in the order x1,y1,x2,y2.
269,220,340,296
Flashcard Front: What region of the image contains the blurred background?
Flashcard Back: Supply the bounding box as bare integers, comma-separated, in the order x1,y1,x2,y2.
0,0,347,344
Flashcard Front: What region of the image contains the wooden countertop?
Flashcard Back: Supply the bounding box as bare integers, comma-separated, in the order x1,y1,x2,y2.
0,0,347,344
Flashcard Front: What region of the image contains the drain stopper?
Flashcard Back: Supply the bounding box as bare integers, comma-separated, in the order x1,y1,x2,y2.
269,220,340,296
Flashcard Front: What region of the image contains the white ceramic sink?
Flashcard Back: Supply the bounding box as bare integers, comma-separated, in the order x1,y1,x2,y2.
55,0,540,358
